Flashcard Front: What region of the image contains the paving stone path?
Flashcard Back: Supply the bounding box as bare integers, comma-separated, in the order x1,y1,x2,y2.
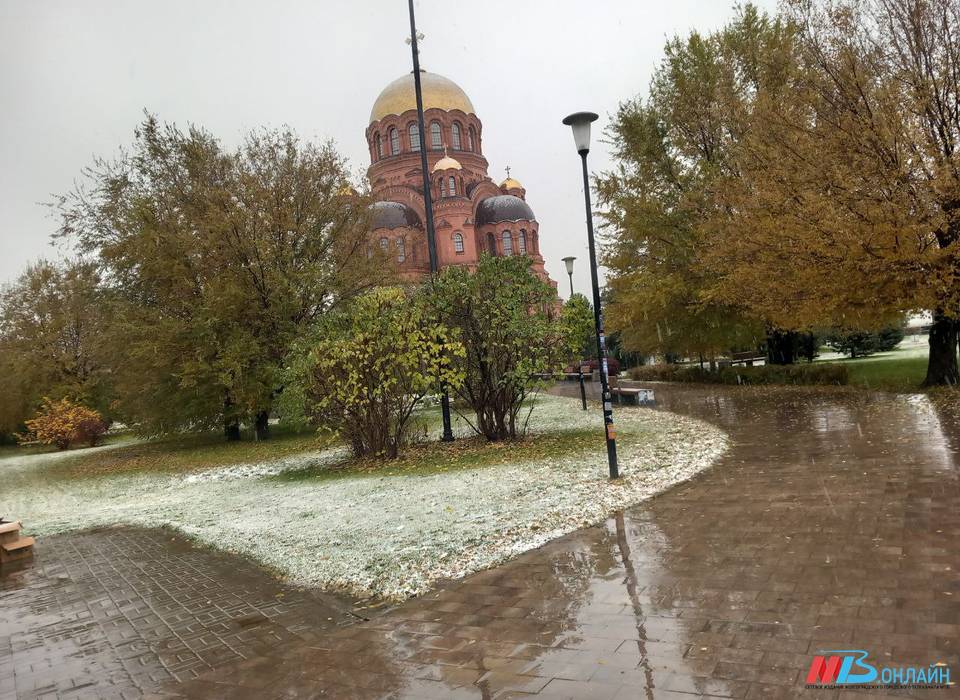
0,527,359,700
3,384,959,698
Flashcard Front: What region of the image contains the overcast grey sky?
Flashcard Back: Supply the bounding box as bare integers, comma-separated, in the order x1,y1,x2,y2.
0,0,778,295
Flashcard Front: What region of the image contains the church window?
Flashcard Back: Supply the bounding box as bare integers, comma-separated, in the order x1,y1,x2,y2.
397,237,406,262
430,121,442,150
439,177,445,197
379,237,389,251
468,126,476,152
453,232,464,254
409,123,420,151
389,128,400,155
452,123,462,150
448,176,456,196
374,133,382,159
518,229,527,255
486,232,497,256
502,231,513,256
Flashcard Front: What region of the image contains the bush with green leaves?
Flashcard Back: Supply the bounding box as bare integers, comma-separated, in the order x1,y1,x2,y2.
629,363,848,386
560,293,596,365
825,325,906,358
427,255,563,441
283,288,463,459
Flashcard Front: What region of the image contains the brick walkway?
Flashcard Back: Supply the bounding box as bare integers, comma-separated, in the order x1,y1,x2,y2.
0,527,360,699
3,385,959,698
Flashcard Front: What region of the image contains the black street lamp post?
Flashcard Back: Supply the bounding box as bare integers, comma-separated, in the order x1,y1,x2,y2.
407,0,454,442
562,256,587,411
562,111,618,479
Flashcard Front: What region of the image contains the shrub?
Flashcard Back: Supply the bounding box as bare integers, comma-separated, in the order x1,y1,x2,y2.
285,288,464,459
628,363,848,386
20,397,109,449
825,324,906,358
427,256,563,441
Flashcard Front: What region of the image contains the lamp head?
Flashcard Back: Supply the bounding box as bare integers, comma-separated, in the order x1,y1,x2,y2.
562,112,599,154
561,256,576,275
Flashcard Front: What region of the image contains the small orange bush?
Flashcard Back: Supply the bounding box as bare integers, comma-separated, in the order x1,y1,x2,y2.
21,398,108,449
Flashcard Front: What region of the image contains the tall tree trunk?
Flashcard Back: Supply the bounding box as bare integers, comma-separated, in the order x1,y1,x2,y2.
254,410,270,441
923,310,959,386
224,419,241,441
766,328,798,365
223,395,241,441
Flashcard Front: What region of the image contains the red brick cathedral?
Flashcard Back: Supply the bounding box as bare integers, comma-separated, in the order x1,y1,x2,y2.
365,70,557,290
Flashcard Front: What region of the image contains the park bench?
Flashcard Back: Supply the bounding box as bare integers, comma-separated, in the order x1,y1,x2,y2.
608,377,655,406
727,351,766,367
0,519,34,564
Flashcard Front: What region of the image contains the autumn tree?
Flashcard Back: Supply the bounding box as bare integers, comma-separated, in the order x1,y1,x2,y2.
20,398,108,450
427,255,563,441
0,260,109,437
708,0,960,385
283,287,463,458
55,115,383,438
596,5,778,363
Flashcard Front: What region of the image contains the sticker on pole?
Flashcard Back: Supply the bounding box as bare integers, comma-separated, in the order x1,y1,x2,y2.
606,424,616,440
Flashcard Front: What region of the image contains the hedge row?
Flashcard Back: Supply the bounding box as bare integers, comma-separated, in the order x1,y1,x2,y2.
627,363,848,386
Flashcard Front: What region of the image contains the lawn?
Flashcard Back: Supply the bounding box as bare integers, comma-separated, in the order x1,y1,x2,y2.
817,340,929,392
1,395,727,600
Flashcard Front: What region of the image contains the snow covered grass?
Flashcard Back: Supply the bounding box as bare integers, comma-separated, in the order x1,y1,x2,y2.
2,395,727,600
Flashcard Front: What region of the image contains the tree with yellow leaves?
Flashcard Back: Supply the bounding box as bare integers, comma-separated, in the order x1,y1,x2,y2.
707,0,960,385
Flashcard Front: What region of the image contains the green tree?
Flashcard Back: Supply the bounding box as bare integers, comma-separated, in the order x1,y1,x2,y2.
596,5,779,364
826,323,906,358
283,288,463,459
428,255,562,441
560,293,595,363
0,260,109,438
55,115,383,439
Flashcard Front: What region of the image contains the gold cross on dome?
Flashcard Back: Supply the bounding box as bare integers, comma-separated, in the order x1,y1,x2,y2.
505,166,511,178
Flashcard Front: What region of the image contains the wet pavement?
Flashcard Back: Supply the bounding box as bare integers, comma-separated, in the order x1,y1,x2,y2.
0,527,360,700
3,384,959,698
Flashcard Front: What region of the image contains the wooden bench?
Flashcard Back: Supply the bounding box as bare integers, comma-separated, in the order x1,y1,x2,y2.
612,387,655,406
609,378,655,406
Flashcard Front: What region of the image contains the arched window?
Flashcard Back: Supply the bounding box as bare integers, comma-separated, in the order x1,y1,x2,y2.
452,123,462,150
453,232,464,254
486,232,497,256
374,133,382,160
468,126,476,152
448,176,456,196
430,121,442,150
518,229,527,255
396,238,406,262
379,237,389,251
502,231,513,256
389,128,400,155
408,123,420,151
439,177,446,198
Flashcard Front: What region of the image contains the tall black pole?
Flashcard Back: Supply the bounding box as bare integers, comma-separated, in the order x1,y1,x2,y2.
408,0,454,442
567,271,574,298
579,152,619,478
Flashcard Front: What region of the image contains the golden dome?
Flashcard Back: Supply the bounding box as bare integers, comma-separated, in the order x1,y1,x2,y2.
500,177,524,190
370,70,475,124
432,154,462,172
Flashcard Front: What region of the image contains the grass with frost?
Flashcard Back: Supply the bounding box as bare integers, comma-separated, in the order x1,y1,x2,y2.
2,395,727,600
